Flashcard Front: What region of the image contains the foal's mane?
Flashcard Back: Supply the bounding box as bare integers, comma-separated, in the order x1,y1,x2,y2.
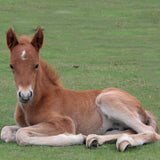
40,59,61,86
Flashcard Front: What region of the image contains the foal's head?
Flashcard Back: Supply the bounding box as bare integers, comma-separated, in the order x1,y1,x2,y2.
6,28,44,104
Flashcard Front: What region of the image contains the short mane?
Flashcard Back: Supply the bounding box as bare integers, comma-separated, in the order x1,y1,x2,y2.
19,36,31,44
40,59,61,86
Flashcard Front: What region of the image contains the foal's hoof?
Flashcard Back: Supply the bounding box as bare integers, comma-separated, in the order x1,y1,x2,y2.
86,137,98,148
89,139,98,148
116,134,132,152
117,141,130,152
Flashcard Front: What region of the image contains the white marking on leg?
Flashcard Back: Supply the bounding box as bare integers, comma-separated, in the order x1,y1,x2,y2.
16,129,84,146
1,126,20,143
21,50,26,60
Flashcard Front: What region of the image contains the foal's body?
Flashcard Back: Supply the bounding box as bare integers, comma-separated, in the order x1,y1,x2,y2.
16,81,103,135
1,28,160,151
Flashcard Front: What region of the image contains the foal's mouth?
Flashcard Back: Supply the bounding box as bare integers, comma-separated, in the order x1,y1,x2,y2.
19,98,31,104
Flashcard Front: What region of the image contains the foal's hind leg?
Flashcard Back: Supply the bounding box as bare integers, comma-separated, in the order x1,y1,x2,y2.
87,89,159,151
86,130,135,148
16,119,85,146
87,124,160,151
116,132,160,151
1,126,20,143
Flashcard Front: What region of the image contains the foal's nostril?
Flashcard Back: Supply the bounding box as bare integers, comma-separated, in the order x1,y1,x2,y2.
29,91,33,97
19,91,22,98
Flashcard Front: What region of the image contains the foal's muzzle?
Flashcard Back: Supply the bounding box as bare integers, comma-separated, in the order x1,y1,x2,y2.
18,88,33,104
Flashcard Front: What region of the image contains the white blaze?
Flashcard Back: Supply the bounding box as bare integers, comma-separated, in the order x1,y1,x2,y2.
21,50,26,60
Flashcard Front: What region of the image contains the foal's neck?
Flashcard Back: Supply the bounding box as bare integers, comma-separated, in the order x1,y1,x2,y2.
35,59,61,99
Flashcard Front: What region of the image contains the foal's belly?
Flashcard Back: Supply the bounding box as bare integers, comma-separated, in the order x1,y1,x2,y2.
68,102,106,135
74,109,118,135
74,109,103,135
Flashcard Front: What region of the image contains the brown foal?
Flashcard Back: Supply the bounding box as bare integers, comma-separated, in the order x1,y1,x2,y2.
1,28,160,151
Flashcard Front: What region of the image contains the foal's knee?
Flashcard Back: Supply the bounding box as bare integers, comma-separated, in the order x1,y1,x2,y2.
1,126,18,143
16,128,29,146
1,126,12,142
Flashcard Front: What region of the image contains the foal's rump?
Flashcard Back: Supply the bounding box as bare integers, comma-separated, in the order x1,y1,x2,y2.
95,87,158,134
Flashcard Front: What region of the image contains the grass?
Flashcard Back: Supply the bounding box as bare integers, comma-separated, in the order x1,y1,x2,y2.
0,0,160,159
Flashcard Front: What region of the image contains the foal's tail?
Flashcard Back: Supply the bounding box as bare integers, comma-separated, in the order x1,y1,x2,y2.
146,110,158,133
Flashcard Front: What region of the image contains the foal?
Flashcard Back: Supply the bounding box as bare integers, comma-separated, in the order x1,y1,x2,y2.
1,28,160,151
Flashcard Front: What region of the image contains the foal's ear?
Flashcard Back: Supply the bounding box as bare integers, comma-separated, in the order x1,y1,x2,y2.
31,28,44,51
6,28,19,51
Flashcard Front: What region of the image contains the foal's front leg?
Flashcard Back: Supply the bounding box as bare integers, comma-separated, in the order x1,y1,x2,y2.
1,105,26,143
15,119,85,146
1,125,20,143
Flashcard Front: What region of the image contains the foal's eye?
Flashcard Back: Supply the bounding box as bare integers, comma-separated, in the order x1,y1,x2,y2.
34,64,39,69
10,64,14,69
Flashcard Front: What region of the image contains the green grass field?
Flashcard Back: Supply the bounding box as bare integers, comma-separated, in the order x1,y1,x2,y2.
1,0,160,159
